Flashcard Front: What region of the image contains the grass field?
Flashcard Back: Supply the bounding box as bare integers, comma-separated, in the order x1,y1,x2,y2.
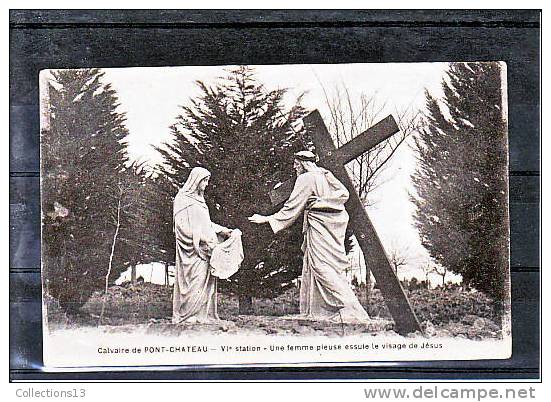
45,281,506,340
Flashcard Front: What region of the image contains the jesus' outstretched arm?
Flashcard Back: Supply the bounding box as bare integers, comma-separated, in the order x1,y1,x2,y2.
248,173,313,233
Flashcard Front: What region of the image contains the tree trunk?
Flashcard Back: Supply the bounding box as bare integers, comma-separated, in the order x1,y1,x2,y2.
238,294,253,315
131,265,136,284
165,263,169,287
100,195,122,324
236,258,254,315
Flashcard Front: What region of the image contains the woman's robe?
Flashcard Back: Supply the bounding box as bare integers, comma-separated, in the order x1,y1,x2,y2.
267,169,370,322
172,197,227,324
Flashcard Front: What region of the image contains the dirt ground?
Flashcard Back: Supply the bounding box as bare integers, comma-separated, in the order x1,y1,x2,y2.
45,282,506,340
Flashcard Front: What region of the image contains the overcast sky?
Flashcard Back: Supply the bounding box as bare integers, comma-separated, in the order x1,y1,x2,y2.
102,63,458,284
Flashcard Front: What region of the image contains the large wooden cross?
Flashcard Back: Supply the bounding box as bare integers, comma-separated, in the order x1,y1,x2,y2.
270,110,422,335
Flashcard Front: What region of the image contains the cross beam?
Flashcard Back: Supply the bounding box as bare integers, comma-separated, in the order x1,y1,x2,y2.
270,110,422,335
269,115,401,206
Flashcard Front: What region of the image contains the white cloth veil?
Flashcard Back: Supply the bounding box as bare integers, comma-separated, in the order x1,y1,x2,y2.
173,167,211,218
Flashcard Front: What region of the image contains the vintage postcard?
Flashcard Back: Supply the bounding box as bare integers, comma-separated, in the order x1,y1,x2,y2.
40,62,511,369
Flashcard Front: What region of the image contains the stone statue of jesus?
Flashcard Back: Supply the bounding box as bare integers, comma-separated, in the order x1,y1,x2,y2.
249,151,370,323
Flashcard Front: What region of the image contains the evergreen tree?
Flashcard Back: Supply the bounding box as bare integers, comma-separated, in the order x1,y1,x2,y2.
41,69,130,312
97,163,177,319
134,172,177,265
411,62,509,302
108,163,167,275
157,66,308,313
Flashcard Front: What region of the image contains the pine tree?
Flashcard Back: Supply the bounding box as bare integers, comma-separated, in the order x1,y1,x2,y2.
411,62,509,302
108,164,161,275
125,169,176,268
41,69,130,312
157,66,308,313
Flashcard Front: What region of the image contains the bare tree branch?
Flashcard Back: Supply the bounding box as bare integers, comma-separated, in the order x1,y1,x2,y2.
319,82,420,207
387,241,412,274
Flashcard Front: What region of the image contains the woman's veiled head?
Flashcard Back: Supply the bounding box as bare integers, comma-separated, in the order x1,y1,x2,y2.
182,167,211,195
173,167,211,215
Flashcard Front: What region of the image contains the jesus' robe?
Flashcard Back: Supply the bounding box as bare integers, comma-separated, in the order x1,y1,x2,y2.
267,169,370,323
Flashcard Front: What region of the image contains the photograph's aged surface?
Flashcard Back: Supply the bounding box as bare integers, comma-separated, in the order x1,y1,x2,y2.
40,62,511,368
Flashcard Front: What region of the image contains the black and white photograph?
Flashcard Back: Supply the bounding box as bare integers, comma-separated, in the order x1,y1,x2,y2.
39,62,512,368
